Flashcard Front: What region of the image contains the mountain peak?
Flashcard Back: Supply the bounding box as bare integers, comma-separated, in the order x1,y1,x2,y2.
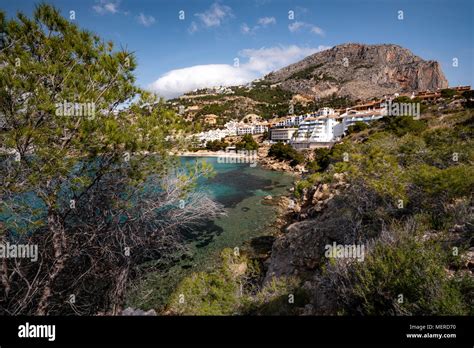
263,43,448,100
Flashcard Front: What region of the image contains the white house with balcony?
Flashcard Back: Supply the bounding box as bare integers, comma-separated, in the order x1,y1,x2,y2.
339,109,385,132
272,108,336,129
236,122,268,135
293,115,344,143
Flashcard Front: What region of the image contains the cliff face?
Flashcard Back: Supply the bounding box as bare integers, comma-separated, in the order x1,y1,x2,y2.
264,43,449,100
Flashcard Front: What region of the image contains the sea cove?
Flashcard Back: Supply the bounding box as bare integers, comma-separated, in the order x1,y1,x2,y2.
126,156,295,310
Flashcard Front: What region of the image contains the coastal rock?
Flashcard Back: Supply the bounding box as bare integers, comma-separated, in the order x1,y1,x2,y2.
264,176,355,283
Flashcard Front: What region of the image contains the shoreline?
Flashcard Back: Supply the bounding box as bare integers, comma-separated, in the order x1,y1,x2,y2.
175,151,251,158
174,148,304,178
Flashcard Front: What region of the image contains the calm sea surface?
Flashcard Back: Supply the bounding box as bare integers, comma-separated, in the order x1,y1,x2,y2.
126,156,295,310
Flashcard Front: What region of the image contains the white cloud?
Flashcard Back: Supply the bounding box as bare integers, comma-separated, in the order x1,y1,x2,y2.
148,45,331,98
240,45,329,73
137,13,155,27
288,21,305,32
242,16,276,35
288,21,324,36
241,23,251,34
310,26,324,35
188,21,199,34
195,3,233,28
93,0,120,15
148,64,254,99
257,16,276,26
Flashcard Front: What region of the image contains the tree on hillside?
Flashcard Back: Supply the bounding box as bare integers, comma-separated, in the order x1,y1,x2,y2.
236,134,258,151
268,142,304,167
0,4,222,315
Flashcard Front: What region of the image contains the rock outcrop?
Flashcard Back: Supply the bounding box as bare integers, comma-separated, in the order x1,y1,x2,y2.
264,174,352,283
264,43,449,100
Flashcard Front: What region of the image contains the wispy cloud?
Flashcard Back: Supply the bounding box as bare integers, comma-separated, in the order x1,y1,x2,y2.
239,45,329,73
288,21,304,32
241,16,276,35
93,0,120,15
189,2,233,33
148,45,331,98
288,21,324,36
241,23,252,34
257,16,276,26
188,21,199,34
137,13,155,27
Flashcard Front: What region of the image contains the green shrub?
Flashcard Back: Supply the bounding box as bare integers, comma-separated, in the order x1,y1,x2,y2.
347,121,369,134
268,142,304,166
294,179,312,198
242,276,307,315
167,248,243,315
462,90,474,108
306,160,321,173
383,116,427,137
393,96,413,104
205,139,228,151
236,134,259,151
286,64,323,80
333,225,472,315
313,147,332,171
411,164,474,199
441,88,457,99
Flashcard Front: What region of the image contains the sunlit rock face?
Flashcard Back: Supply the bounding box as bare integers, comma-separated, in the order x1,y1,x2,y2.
263,43,449,100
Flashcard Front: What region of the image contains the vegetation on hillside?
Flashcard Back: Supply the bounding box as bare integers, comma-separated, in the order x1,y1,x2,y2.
268,142,304,167
236,134,259,151
166,248,306,315
294,109,474,315
285,63,324,80
205,139,229,151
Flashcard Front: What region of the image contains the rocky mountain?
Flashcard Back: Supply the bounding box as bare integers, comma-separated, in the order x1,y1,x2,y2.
263,43,449,100
171,43,450,124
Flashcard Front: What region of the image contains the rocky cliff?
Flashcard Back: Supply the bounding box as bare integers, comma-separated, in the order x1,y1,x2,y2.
263,43,449,100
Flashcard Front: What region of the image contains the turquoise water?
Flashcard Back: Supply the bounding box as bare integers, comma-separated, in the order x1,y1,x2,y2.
2,155,295,309
181,156,294,265
127,157,295,310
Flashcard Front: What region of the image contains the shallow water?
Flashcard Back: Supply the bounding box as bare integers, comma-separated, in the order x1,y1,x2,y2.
126,157,295,310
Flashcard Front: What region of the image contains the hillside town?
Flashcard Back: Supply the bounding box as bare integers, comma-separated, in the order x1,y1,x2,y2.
189,85,471,150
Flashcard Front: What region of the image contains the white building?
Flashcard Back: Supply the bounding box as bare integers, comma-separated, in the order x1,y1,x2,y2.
195,129,230,145
270,128,298,142
293,115,344,143
339,109,385,132
254,122,269,134
237,125,254,135
271,108,336,128
317,107,336,116
236,122,268,135
224,120,238,136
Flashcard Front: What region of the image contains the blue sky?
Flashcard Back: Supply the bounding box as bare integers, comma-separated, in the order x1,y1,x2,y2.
2,0,473,98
